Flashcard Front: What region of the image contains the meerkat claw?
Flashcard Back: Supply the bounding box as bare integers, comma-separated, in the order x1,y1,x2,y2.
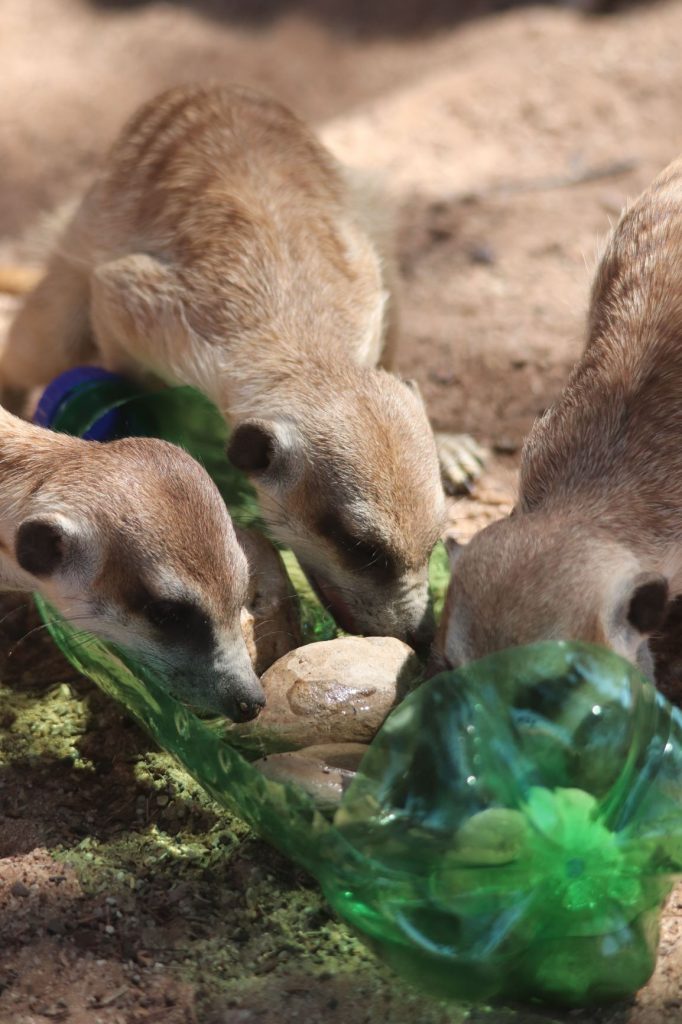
435,431,488,496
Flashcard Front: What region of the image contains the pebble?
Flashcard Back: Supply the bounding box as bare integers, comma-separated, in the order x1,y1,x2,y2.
467,242,496,265
254,742,370,811
230,636,421,749
236,526,303,675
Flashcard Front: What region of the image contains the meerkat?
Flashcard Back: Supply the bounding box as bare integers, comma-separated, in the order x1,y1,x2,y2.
433,156,682,678
0,83,449,648
0,405,266,721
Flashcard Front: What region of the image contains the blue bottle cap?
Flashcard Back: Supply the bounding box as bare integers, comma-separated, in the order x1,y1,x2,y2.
34,366,127,431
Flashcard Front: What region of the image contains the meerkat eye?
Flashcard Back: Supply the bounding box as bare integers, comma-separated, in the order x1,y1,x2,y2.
317,515,396,580
144,598,213,647
350,539,393,575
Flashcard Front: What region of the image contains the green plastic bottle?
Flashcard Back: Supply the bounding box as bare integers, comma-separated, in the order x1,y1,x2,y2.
33,369,682,1008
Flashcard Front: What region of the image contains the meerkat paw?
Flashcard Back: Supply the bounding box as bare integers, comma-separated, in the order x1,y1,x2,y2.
435,431,488,496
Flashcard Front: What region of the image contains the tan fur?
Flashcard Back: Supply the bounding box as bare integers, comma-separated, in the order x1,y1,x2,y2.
434,156,682,676
2,83,445,645
0,406,265,719
0,267,42,295
236,525,302,674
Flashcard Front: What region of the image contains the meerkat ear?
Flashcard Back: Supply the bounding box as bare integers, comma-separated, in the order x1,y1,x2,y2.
402,377,422,396
227,420,303,484
401,377,427,408
14,515,84,578
625,573,669,634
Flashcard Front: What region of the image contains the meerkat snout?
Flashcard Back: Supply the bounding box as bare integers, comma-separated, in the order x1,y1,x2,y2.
209,648,266,722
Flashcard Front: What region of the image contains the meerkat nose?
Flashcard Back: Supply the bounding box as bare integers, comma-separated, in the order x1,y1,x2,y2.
234,693,266,723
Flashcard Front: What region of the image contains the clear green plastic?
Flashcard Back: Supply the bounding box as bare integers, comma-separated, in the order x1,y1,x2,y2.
329,642,682,1006
36,382,682,1007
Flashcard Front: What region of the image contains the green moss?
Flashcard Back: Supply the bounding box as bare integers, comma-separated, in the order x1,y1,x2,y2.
0,679,89,765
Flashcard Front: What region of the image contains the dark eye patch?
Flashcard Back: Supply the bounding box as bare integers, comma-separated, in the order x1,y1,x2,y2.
317,514,397,582
143,597,214,650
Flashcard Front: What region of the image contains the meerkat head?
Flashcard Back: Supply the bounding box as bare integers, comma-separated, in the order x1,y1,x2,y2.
13,436,265,721
432,514,670,678
227,369,446,649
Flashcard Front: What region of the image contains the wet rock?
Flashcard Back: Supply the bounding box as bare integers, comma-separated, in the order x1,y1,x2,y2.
231,636,421,750
254,743,369,812
236,527,303,675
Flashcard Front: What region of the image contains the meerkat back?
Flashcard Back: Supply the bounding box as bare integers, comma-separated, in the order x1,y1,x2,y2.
432,155,682,676
2,84,448,647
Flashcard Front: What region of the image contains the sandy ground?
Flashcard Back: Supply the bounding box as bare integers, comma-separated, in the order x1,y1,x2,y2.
2,0,682,1021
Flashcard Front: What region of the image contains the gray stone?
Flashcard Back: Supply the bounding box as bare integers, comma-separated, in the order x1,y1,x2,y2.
233,636,421,749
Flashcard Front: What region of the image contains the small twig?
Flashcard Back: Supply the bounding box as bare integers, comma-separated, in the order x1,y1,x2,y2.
453,157,639,204
95,985,129,1008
